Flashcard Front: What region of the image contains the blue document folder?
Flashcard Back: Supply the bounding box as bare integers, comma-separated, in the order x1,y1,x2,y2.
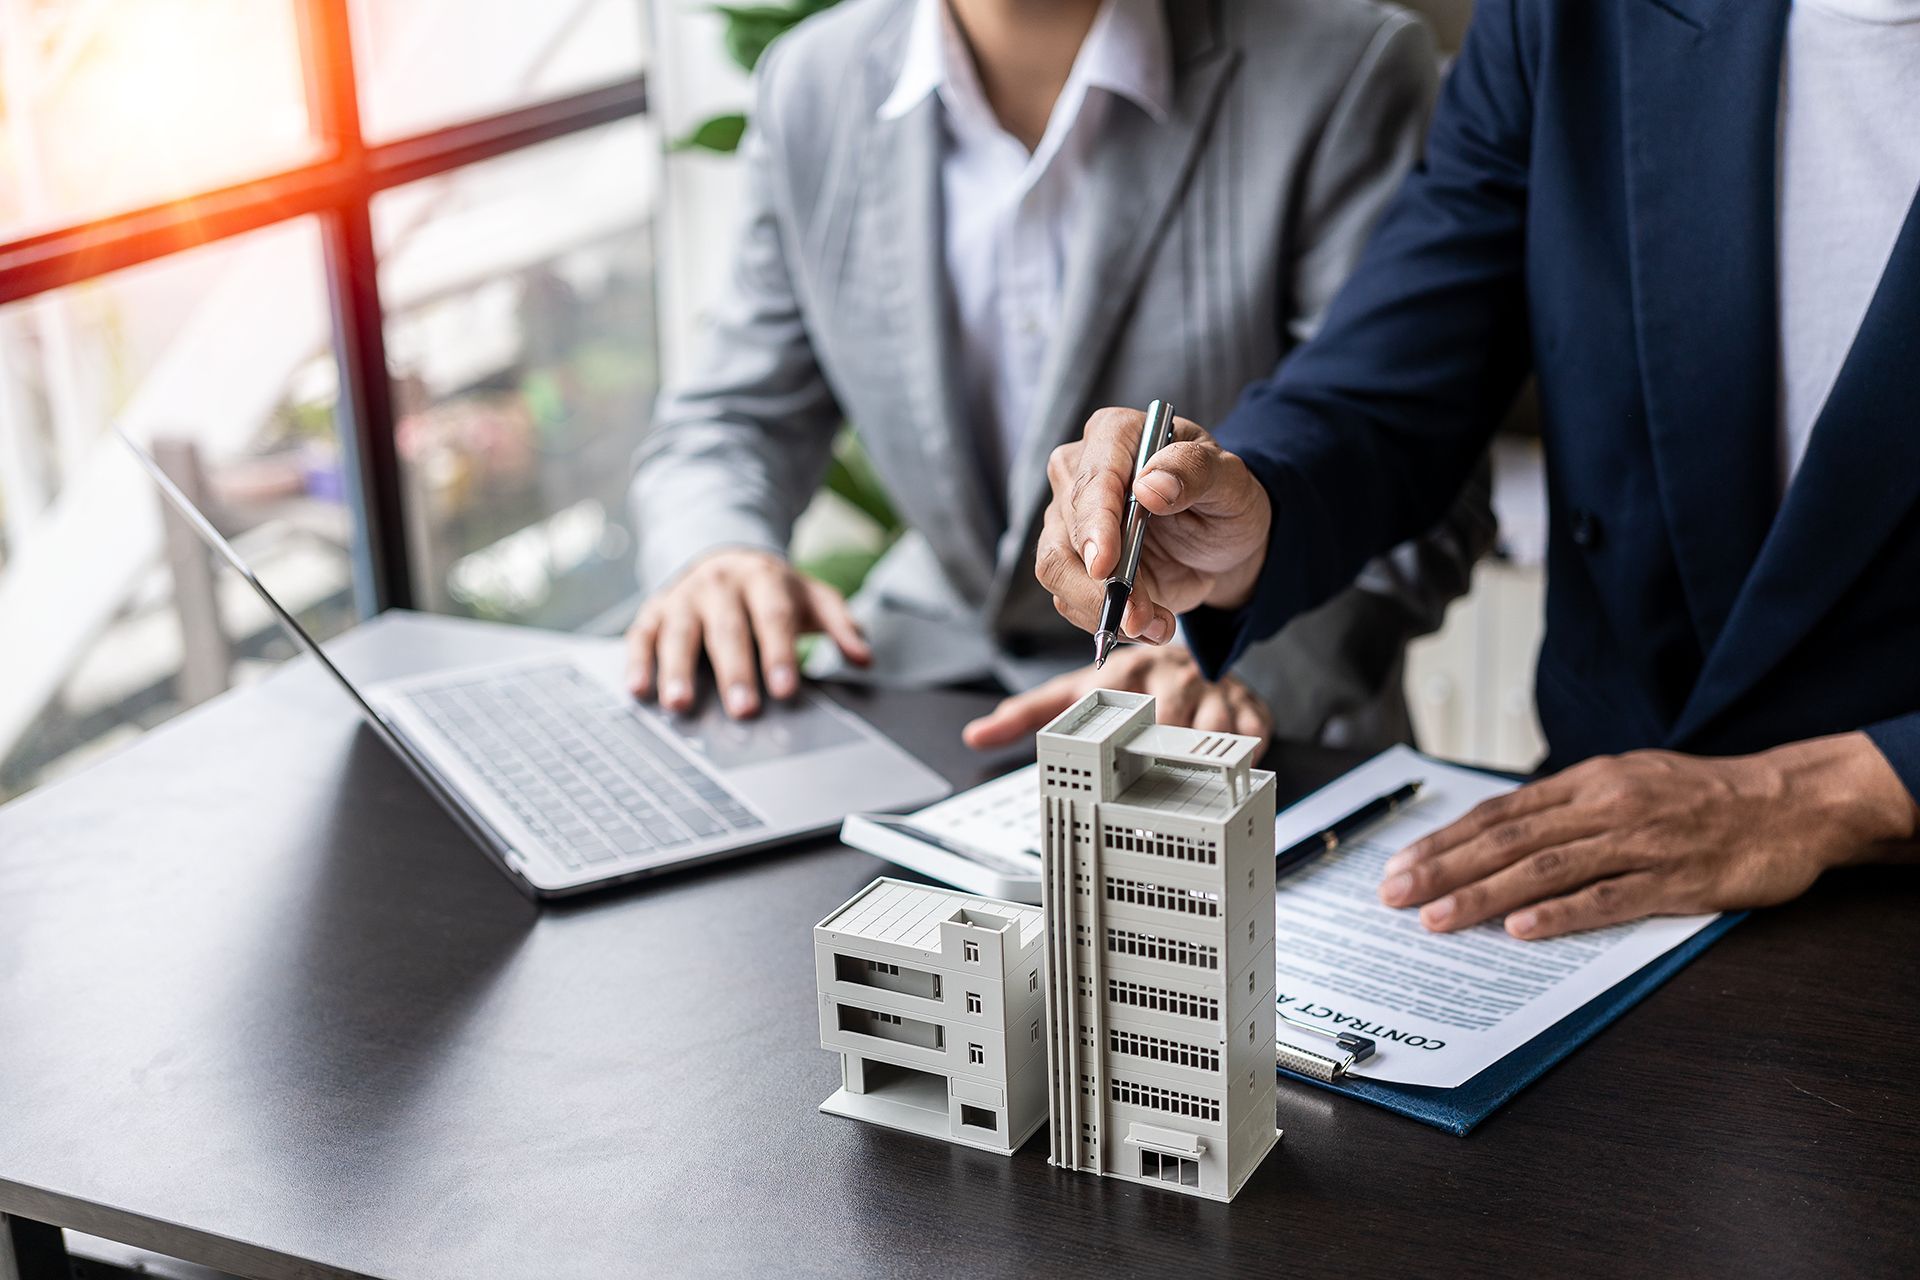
1280,912,1745,1135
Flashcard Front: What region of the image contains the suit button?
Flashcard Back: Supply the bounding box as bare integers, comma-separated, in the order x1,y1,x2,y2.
1571,509,1603,550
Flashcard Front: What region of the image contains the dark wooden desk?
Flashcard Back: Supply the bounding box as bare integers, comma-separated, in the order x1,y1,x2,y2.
2,613,1914,1280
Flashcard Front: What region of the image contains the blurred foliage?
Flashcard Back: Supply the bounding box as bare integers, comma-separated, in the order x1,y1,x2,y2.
671,113,747,154
717,1,842,72
671,0,844,152
797,427,904,595
822,425,898,532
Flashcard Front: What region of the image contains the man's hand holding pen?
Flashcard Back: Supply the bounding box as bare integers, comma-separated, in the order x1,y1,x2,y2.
1035,407,1273,645
1040,404,1920,941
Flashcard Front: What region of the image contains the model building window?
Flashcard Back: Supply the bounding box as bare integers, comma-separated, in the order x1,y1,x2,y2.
964,940,980,963
1031,1019,1041,1043
1105,875,1220,917
969,1043,985,1065
1108,978,1218,1022
1110,1028,1220,1073
960,1104,996,1131
966,992,983,1014
1105,926,1218,970
1029,969,1040,993
1109,1076,1221,1123
1141,1151,1199,1187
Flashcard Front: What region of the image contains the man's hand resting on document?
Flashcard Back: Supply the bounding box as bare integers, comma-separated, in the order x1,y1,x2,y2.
1034,408,1272,644
962,645,1274,754
1378,733,1920,939
625,548,870,718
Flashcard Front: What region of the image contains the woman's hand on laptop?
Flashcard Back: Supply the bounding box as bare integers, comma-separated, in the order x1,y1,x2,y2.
962,645,1273,754
626,548,870,718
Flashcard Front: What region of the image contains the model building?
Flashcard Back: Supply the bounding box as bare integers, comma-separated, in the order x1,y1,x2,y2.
814,878,1048,1154
1036,689,1280,1201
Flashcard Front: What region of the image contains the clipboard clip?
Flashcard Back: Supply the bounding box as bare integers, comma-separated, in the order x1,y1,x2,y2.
1275,1007,1376,1082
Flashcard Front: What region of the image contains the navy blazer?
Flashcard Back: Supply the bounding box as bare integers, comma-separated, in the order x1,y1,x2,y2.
1191,0,1920,802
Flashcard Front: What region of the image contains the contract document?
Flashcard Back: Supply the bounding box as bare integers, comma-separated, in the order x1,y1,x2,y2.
1274,746,1718,1089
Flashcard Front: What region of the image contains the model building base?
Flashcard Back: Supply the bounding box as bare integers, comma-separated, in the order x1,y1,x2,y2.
813,878,1050,1157
819,1080,1047,1156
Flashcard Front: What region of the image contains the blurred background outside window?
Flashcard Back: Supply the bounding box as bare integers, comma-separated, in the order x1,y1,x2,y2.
375,120,658,625
0,0,1540,811
0,0,655,802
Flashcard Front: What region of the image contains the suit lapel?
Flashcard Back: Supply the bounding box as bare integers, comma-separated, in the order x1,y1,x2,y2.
1672,191,1920,742
859,91,1004,600
989,4,1238,608
1620,0,1788,653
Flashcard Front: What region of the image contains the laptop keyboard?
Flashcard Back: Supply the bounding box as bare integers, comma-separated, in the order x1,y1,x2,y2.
399,661,764,870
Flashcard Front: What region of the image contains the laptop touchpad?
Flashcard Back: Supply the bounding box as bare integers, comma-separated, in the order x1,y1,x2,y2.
653,694,862,771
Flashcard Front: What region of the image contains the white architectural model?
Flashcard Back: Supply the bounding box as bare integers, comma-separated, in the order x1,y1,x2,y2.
815,878,1049,1154
1037,690,1280,1201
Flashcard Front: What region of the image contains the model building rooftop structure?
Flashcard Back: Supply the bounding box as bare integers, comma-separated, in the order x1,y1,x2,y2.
1036,689,1281,1202
1046,694,1261,813
814,878,1049,1155
820,878,1045,954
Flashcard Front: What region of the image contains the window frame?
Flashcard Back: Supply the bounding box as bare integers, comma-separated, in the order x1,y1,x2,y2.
0,0,650,616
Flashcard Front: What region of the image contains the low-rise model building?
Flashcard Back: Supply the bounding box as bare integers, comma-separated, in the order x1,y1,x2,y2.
814,877,1049,1154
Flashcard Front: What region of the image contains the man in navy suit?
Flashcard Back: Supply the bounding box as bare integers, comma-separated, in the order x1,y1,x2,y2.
1034,0,1920,939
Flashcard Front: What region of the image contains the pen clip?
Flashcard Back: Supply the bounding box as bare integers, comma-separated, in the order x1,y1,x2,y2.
1276,1006,1376,1080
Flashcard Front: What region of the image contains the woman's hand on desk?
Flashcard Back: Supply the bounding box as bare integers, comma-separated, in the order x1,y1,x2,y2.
625,548,870,718
961,645,1273,753
1377,732,1920,939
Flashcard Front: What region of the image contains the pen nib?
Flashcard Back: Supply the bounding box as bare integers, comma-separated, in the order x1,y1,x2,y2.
1093,630,1115,669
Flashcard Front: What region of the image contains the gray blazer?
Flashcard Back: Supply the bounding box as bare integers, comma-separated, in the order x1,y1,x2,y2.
631,0,1494,750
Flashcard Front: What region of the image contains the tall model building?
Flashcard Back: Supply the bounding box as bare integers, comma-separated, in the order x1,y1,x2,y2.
1037,690,1280,1201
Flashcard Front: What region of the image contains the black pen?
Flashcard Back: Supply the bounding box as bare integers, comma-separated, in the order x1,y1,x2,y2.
1094,399,1177,669
1276,779,1424,874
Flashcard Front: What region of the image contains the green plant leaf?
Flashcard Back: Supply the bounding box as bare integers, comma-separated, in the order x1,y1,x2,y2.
670,113,748,154
713,5,798,71
797,547,888,599
823,429,901,534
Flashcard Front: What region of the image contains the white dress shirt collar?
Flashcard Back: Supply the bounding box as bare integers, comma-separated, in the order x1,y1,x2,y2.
874,0,1172,481
878,0,1172,133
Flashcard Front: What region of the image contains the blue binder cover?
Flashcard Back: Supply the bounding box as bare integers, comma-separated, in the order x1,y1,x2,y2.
1279,912,1745,1135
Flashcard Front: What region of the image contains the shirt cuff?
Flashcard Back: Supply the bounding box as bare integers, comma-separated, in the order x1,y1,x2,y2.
635,509,788,595
1179,451,1334,681
1863,713,1920,808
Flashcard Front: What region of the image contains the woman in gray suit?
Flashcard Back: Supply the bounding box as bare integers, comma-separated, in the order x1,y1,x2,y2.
627,0,1491,751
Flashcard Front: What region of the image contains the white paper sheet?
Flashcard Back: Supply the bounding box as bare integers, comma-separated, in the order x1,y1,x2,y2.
886,748,1717,1091
1272,745,1717,1088
910,763,1043,864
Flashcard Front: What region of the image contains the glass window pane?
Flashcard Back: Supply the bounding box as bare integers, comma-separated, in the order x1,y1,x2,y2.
0,218,359,802
0,1,316,239
350,0,647,142
372,118,658,627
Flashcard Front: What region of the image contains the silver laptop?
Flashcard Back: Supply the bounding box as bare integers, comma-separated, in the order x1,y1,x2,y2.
122,432,952,899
